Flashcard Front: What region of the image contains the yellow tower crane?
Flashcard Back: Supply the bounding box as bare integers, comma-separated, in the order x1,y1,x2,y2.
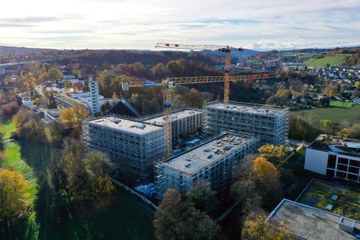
122,74,273,158
155,42,243,104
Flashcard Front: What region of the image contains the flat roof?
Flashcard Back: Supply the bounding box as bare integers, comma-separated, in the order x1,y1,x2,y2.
88,117,163,135
308,134,360,158
267,199,360,240
144,109,203,126
162,133,257,174
206,101,288,115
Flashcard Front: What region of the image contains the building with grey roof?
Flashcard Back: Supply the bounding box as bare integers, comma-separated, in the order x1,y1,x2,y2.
305,134,360,183
267,199,360,240
144,109,204,144
205,101,288,145
155,133,260,199
83,116,165,180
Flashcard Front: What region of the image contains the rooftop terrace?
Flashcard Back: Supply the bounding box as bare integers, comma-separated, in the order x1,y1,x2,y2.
88,117,163,135
144,109,203,126
308,134,360,157
206,101,288,115
268,199,360,240
163,133,257,174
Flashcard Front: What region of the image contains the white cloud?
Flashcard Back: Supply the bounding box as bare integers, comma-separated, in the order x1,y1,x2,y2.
0,0,359,50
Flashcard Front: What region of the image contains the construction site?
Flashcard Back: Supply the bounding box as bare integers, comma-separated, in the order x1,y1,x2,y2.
83,43,289,194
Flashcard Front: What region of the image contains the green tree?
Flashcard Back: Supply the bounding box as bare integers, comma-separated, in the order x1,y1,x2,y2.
52,138,114,202
186,180,216,212
48,67,63,82
0,132,4,151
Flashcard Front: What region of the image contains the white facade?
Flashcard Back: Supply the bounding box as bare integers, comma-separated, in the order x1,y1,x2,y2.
156,133,260,198
89,77,100,115
83,117,165,180
304,149,330,175
205,101,288,145
305,135,360,183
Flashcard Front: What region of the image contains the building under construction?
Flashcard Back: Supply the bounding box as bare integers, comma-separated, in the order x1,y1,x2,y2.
205,101,288,146
144,109,204,144
155,133,260,199
83,116,165,180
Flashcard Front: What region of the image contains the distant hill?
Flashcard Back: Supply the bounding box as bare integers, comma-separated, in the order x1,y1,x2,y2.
0,46,52,55
53,49,221,66
198,49,260,63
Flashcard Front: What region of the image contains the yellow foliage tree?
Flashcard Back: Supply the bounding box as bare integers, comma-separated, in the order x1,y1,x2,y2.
242,210,291,240
258,144,288,167
20,73,36,94
251,157,280,187
0,169,31,221
354,81,360,89
59,106,89,131
251,157,281,208
324,88,337,97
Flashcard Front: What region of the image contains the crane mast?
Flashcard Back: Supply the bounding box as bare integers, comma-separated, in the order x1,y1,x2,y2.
155,42,242,103
121,73,273,158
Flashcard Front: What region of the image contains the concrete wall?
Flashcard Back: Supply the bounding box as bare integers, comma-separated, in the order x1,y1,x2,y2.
304,148,328,175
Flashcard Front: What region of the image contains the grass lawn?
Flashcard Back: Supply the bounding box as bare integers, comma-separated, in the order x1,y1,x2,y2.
298,180,360,220
329,100,353,108
304,54,350,67
1,120,38,211
1,142,38,203
0,120,16,139
290,102,360,124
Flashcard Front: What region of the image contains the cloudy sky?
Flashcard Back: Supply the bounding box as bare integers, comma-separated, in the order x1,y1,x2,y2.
1,0,359,50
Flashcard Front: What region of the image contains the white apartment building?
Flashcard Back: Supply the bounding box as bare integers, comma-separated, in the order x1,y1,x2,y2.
155,133,260,199
305,134,360,183
205,101,288,145
89,77,100,115
83,117,165,180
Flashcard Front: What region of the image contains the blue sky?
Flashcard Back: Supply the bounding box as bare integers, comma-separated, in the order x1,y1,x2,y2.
1,0,359,50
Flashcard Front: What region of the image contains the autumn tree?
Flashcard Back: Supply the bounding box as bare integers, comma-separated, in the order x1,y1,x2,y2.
324,88,337,97
13,110,46,142
251,157,281,209
354,81,360,89
242,210,291,240
231,155,262,214
258,144,288,168
154,189,222,240
59,105,89,137
0,169,32,236
20,73,36,96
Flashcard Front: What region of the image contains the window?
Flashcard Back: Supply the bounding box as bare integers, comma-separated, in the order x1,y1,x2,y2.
338,157,349,165
336,171,346,178
337,164,348,172
327,154,336,168
348,174,359,181
326,169,335,177
350,160,360,167
349,167,359,175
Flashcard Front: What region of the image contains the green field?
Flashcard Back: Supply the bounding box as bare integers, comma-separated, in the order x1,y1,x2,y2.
0,120,16,139
298,180,360,220
291,102,360,124
304,54,350,67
